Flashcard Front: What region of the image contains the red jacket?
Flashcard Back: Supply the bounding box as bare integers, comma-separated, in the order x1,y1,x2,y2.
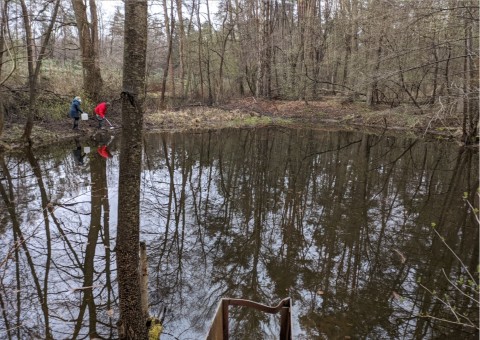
97,145,112,159
95,102,108,118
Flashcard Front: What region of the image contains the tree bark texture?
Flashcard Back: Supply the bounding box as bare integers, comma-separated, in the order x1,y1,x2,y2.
116,0,148,338
0,0,6,138
140,242,149,318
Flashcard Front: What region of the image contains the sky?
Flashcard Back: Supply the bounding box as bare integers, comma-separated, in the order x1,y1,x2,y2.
96,0,219,24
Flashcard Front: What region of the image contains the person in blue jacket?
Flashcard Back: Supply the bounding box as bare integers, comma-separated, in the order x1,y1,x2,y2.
69,96,83,130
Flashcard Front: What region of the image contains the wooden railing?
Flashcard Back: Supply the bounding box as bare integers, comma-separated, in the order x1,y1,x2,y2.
206,297,292,340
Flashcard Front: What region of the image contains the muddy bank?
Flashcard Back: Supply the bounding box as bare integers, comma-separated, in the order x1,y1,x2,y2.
0,98,466,152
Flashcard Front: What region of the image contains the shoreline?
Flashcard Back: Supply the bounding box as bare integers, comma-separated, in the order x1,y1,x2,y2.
0,98,470,152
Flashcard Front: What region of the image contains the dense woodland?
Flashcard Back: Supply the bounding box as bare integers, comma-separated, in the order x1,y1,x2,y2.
0,0,478,142
0,1,478,338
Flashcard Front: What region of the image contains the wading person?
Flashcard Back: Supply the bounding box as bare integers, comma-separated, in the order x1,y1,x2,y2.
69,96,83,130
94,101,110,129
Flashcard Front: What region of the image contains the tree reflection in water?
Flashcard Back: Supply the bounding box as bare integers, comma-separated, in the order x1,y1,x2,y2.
0,127,478,339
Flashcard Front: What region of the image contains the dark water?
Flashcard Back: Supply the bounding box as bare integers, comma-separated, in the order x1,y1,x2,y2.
0,127,478,339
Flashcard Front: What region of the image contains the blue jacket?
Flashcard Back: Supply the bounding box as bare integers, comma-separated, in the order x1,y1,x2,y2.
69,98,83,118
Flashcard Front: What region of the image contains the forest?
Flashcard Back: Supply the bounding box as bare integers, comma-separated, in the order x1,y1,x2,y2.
0,0,478,338
0,0,478,144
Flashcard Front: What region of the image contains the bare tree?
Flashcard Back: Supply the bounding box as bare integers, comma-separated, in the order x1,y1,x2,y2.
20,0,61,143
0,0,8,138
116,0,148,338
176,0,186,98
160,0,175,108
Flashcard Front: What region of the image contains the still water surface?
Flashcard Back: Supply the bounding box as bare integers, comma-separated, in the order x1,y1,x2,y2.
0,127,478,339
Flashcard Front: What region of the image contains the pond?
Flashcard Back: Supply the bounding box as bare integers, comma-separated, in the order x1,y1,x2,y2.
0,126,478,339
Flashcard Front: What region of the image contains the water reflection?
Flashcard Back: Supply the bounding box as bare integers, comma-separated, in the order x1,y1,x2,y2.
0,127,478,339
72,138,87,166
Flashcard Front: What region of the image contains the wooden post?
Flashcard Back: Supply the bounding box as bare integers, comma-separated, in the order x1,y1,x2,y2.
279,298,292,340
139,241,149,318
222,300,229,340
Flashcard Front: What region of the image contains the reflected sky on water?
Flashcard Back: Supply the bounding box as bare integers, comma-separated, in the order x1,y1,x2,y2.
0,127,478,339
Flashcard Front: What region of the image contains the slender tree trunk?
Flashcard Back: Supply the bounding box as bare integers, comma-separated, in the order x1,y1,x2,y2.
19,0,35,142
0,0,6,138
164,0,175,98
257,0,271,98
366,36,382,107
205,0,214,104
431,41,439,104
217,11,233,101
176,0,185,97
20,0,60,143
160,0,175,109
340,0,351,88
140,242,149,318
196,0,204,101
116,0,148,338
462,5,479,145
444,43,452,105
467,27,478,143
299,20,306,100
206,44,213,105
461,16,468,143
184,0,196,99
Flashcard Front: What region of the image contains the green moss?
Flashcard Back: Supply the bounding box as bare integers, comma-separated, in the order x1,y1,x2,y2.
274,118,292,125
315,111,330,118
229,116,273,126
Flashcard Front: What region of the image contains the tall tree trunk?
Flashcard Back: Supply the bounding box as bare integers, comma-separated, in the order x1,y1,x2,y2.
20,0,60,143
217,9,233,101
205,0,214,104
366,36,382,107
71,0,103,102
185,0,196,98
257,0,271,98
176,0,185,97
0,0,7,138
196,0,204,101
116,0,148,338
431,41,439,104
164,0,175,99
340,0,351,88
462,4,479,145
19,0,35,143
160,0,174,109
467,26,478,143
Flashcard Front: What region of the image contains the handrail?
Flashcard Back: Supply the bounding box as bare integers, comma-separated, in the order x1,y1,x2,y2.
206,297,292,340
223,297,291,314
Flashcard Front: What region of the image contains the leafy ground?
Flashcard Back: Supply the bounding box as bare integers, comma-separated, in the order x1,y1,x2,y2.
0,97,465,152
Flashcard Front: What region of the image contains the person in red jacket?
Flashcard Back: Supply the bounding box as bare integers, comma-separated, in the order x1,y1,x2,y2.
94,102,111,129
